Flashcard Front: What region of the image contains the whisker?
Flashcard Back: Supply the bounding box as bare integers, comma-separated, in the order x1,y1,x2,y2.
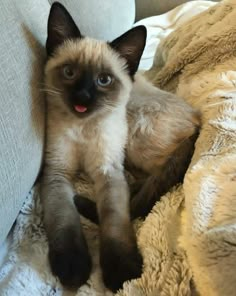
104,104,115,112
39,88,61,96
39,82,62,93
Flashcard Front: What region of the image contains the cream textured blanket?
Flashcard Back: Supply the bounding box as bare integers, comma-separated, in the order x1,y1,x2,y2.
1,1,236,296
146,0,236,295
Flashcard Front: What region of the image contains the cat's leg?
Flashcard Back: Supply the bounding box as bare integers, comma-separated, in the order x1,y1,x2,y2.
94,170,142,292
40,167,91,288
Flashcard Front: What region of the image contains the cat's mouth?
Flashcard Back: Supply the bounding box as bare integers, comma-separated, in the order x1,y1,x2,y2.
74,105,88,113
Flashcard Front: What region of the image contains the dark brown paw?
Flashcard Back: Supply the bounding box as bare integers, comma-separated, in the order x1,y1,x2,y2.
48,228,92,289
100,238,143,292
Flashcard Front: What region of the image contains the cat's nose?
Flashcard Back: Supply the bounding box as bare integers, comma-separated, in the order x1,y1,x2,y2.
76,89,91,103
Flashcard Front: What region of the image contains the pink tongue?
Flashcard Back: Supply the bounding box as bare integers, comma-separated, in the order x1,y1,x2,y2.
75,105,87,113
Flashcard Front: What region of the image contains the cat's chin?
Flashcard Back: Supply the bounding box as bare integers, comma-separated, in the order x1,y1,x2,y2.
73,109,91,118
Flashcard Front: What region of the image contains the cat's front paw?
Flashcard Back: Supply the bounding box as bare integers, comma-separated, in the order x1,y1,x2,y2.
100,238,143,292
48,229,92,289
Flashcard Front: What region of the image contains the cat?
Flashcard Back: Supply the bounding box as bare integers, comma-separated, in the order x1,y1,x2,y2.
40,2,146,292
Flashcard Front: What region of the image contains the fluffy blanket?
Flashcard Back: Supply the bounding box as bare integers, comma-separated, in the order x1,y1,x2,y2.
146,0,236,295
2,1,236,295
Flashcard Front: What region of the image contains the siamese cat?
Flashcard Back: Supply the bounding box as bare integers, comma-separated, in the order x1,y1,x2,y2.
41,2,200,293
41,2,145,292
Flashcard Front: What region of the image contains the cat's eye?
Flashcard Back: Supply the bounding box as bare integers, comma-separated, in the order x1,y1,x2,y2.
62,65,76,80
96,73,113,87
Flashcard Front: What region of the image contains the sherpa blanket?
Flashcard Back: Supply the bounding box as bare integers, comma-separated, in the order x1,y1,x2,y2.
145,0,236,295
2,1,236,296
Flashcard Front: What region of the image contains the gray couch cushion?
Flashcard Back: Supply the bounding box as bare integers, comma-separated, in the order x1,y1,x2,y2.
0,0,49,244
49,0,135,41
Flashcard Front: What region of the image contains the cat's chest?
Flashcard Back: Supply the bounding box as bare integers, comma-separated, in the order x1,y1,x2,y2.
65,125,90,144
65,124,99,158
64,114,127,174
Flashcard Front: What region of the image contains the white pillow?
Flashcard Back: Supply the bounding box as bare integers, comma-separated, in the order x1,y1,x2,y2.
135,1,216,70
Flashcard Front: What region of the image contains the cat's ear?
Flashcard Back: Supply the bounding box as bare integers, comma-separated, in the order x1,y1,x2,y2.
110,26,147,76
46,2,82,56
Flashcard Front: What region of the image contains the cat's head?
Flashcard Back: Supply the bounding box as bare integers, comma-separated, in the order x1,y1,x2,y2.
45,2,146,117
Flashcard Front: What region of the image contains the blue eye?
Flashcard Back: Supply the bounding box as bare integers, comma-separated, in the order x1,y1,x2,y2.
96,74,113,87
63,65,76,79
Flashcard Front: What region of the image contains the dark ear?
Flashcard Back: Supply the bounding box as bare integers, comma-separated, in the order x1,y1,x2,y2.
110,26,147,77
46,2,82,56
